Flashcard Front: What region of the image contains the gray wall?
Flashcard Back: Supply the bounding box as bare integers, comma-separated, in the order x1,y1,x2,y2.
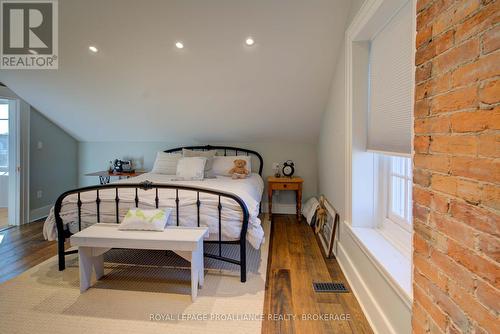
30,108,78,219
78,141,317,212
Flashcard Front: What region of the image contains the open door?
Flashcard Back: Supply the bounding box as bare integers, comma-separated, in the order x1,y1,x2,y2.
0,98,20,229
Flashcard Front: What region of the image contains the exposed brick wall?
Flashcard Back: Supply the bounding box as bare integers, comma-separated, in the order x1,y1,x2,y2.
413,0,499,333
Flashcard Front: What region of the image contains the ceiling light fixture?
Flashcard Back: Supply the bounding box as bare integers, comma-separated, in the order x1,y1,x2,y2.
175,41,184,49
245,37,255,46
88,46,98,53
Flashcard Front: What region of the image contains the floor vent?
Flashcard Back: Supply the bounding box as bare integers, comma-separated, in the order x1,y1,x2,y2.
313,282,349,293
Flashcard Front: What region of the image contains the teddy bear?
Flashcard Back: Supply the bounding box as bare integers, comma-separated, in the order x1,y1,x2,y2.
228,159,250,179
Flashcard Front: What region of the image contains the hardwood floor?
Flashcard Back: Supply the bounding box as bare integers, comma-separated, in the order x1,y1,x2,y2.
0,207,8,229
0,220,63,284
0,215,372,334
262,214,372,334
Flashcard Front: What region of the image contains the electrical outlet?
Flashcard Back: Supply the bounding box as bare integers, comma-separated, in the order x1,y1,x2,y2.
37,141,43,150
36,190,43,199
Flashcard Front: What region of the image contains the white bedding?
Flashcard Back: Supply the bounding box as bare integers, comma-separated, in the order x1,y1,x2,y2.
43,173,265,249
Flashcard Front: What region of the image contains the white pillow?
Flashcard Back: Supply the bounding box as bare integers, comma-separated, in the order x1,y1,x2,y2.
212,156,252,176
151,152,181,175
119,208,172,231
176,157,207,180
182,149,217,178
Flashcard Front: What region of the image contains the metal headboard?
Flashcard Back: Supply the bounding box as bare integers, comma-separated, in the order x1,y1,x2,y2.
164,145,264,176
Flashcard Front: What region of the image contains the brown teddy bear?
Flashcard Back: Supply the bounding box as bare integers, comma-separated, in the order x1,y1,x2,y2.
229,159,250,179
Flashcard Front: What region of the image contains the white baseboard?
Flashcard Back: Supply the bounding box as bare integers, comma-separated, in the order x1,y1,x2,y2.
336,221,411,334
29,205,51,222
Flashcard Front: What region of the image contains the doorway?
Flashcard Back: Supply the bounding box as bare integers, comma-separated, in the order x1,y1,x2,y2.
0,98,19,229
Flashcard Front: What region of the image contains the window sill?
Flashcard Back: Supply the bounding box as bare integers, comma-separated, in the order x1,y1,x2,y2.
347,224,412,306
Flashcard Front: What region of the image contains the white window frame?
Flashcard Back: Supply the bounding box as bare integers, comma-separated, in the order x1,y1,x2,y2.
376,154,412,258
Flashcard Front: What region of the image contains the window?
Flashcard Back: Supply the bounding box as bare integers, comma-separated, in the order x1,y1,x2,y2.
0,103,8,170
376,153,412,258
387,156,412,230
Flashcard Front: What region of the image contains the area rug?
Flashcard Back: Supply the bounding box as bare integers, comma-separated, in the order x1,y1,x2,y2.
0,220,270,334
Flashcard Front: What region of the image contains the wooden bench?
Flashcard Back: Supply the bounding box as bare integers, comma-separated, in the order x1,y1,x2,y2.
70,224,209,301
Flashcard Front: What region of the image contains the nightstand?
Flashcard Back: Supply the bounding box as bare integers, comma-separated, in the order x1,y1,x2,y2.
267,176,304,219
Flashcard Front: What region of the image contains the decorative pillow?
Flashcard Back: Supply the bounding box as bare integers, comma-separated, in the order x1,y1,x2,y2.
118,208,172,231
212,156,252,176
176,157,207,180
182,149,217,178
151,152,181,175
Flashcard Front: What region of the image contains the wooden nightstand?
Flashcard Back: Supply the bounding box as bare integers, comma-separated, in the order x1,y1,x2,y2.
267,176,304,219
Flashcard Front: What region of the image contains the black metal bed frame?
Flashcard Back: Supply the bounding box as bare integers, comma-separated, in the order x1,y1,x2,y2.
55,145,263,283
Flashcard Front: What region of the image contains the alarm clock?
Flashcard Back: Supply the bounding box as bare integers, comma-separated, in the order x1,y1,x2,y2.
282,160,295,177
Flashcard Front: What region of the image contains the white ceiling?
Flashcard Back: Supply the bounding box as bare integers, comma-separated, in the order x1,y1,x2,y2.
0,0,350,143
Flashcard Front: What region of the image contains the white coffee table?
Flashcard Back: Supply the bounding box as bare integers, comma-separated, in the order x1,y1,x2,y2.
70,224,209,301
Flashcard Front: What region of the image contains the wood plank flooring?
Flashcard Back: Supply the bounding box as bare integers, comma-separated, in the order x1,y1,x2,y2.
0,207,8,229
0,215,372,334
262,214,372,334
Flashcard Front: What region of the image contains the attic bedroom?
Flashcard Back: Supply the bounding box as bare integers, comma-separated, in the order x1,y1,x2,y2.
0,0,498,333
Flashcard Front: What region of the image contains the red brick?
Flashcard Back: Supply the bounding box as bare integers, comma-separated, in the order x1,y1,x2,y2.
447,238,500,285
415,30,456,65
478,232,500,262
416,220,449,252
456,178,482,204
430,86,478,113
432,0,481,36
414,169,432,187
451,51,500,88
430,191,450,213
415,136,431,153
414,253,448,291
455,0,500,43
413,302,429,334
416,62,433,84
481,183,500,210
482,24,500,55
414,186,433,206
450,200,499,236
430,249,476,292
414,275,450,332
415,99,431,118
417,0,435,13
448,280,500,334
416,25,433,49
479,79,500,104
478,133,500,158
431,174,457,196
414,231,431,256
431,212,476,248
433,39,480,74
450,109,500,133
415,116,451,134
475,280,500,313
430,135,478,155
414,203,431,223
450,156,499,183
415,154,450,173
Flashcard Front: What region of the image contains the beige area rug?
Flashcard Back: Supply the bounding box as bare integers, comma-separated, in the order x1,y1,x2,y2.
0,220,270,334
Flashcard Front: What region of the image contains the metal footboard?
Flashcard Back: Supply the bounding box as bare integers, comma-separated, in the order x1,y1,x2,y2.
54,181,250,282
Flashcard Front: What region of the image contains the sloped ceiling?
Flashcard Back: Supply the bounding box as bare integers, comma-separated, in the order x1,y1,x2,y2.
0,0,350,143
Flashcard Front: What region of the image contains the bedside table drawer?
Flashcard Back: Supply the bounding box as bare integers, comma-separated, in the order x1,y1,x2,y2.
271,183,300,191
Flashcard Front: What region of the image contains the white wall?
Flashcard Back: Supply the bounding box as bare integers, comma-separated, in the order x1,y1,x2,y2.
78,141,317,213
318,0,412,333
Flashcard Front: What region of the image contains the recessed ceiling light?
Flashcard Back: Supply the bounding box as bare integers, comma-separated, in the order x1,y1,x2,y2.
245,37,255,46
175,41,184,49
89,46,98,53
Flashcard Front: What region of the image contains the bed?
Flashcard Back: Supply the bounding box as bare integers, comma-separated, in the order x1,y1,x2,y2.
46,145,264,282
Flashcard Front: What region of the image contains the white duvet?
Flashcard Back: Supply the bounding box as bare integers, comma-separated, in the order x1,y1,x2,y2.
43,173,265,249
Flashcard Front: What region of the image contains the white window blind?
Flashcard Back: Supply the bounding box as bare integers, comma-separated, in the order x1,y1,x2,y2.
368,1,413,155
